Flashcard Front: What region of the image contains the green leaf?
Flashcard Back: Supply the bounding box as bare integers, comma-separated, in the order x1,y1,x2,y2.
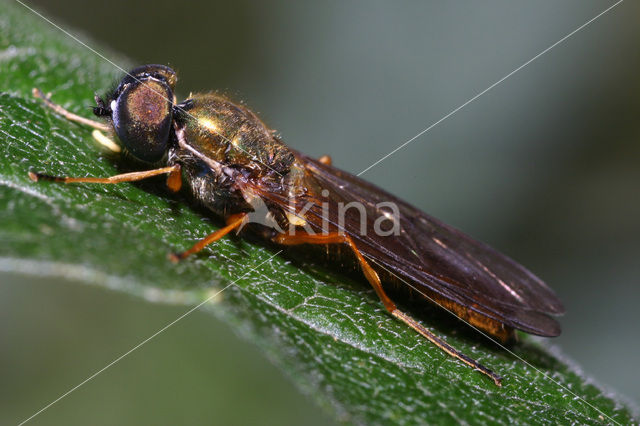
0,3,637,424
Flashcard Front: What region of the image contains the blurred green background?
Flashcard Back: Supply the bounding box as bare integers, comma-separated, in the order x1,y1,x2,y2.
1,0,638,424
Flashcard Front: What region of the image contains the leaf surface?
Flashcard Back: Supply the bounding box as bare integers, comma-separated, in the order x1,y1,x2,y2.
0,3,637,424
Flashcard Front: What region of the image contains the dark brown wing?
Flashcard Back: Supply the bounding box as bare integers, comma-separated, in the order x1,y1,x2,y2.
255,152,564,337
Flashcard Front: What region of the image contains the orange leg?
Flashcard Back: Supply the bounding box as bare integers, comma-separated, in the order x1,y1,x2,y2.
318,155,332,165
29,164,182,192
165,166,183,192
273,230,502,386
169,213,247,262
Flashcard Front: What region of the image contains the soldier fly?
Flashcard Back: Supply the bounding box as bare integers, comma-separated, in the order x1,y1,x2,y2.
30,64,564,386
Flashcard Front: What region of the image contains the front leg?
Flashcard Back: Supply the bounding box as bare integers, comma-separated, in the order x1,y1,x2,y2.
33,88,111,132
91,130,121,153
29,164,182,192
34,88,121,153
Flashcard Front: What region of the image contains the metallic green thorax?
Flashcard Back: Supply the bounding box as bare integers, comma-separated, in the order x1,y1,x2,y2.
174,93,296,177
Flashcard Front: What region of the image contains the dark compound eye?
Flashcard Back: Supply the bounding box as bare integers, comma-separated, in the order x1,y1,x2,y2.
112,77,173,163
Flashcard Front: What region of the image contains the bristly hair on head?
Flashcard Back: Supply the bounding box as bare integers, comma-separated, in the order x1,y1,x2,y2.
92,76,121,117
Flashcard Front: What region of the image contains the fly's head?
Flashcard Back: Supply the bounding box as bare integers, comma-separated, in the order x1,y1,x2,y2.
94,64,177,163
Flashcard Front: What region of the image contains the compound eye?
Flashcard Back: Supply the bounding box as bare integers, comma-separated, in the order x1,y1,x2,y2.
112,78,173,163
